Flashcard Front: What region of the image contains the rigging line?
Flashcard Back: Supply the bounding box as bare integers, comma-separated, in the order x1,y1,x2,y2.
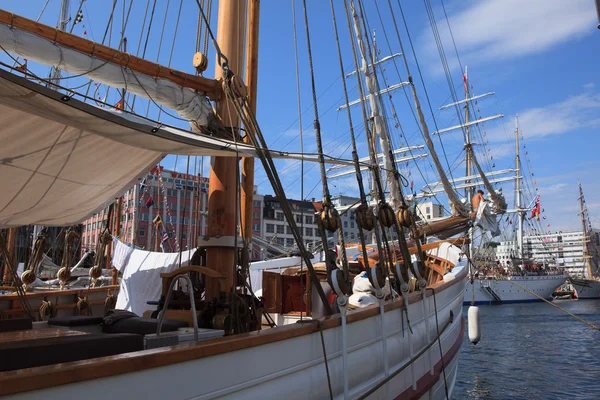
130,0,158,110
291,0,305,321
392,0,460,194
343,0,391,272
366,7,453,216
145,0,172,118
196,0,205,53
156,0,184,121
202,0,213,57
301,0,332,201
194,0,228,70
81,0,119,99
11,0,52,68
329,0,373,275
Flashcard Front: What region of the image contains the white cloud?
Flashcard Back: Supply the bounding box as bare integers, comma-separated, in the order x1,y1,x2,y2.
423,0,595,66
484,88,600,143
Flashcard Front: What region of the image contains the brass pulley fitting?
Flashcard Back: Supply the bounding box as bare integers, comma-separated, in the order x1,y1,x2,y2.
57,267,72,283
89,265,102,280
397,206,413,228
378,203,396,228
21,270,36,286
355,204,375,231
192,52,208,73
319,204,340,233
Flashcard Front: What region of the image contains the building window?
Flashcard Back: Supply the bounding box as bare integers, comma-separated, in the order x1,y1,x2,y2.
306,228,313,236
277,225,284,234
350,222,355,229
277,238,284,245
252,224,260,231
296,215,303,223
253,212,260,219
426,206,431,214
253,200,261,207
266,224,274,233
276,212,284,221
286,226,292,234
351,233,355,239
305,215,313,224
344,221,348,228
286,238,295,247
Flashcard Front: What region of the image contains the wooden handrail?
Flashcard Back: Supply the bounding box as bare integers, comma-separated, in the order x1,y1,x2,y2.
0,10,223,100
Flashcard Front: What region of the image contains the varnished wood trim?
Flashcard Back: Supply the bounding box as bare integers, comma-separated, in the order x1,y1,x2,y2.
0,286,119,301
0,268,466,396
0,10,222,100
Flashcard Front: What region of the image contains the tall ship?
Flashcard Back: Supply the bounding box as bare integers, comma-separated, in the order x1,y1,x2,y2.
464,118,567,305
569,182,600,299
0,1,513,398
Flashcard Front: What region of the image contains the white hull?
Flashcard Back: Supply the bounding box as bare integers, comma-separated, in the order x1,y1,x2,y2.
464,275,567,305
571,278,600,299
3,266,467,400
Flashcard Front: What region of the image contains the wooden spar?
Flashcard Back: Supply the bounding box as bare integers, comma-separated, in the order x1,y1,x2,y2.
205,0,247,300
416,215,470,238
0,9,222,100
2,228,16,284
240,0,260,246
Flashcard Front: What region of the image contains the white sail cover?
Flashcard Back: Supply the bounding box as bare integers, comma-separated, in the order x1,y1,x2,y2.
0,22,216,130
0,70,260,228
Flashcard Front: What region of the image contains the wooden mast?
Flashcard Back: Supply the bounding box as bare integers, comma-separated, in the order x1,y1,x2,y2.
241,0,260,252
205,0,247,301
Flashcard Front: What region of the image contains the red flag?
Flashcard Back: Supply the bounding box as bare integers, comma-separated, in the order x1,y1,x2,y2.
114,99,124,110
462,72,467,92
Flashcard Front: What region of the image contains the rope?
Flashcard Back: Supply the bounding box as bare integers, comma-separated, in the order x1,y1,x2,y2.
104,293,117,316
357,310,454,400
75,296,90,316
506,279,600,332
39,299,56,321
292,0,306,319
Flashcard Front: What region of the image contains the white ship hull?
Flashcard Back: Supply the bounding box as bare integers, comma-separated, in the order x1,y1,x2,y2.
2,265,467,400
464,275,567,305
571,278,600,299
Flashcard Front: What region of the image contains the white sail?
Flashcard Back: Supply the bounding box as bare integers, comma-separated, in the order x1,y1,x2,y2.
0,71,345,228
0,23,216,130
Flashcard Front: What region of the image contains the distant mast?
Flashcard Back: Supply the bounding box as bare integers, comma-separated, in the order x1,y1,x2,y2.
515,116,524,263
578,181,594,279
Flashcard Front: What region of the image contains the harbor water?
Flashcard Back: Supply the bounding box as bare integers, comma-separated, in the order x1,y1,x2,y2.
455,300,600,399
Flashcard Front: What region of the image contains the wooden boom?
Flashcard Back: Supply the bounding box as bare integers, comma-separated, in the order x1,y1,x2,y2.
0,9,223,100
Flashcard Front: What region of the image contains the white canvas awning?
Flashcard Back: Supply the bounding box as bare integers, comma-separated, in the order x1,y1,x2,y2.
0,70,351,228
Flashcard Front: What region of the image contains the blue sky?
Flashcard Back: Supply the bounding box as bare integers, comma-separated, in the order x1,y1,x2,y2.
3,0,599,234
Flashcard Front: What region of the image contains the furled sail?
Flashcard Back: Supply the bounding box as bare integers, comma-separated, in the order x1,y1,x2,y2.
470,149,507,214
0,10,217,131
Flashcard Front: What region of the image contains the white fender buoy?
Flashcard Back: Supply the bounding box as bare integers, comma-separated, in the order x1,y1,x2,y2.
468,305,481,345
